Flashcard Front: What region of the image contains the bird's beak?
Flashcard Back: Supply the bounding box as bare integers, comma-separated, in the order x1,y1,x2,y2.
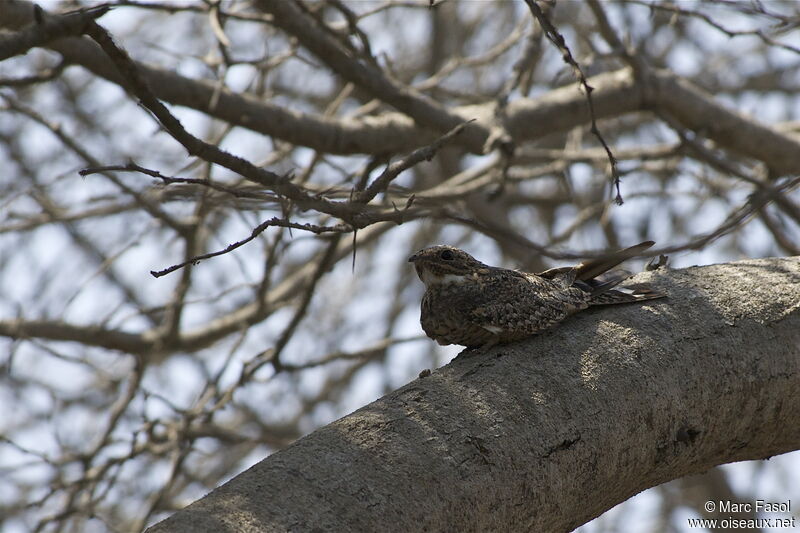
408,252,421,263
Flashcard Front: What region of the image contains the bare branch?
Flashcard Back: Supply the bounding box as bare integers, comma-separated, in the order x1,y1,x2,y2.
257,0,491,152
0,4,109,61
355,119,474,204
150,219,350,278
524,0,623,204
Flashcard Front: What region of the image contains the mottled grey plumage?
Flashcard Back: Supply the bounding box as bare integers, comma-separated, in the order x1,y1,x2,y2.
408,242,664,348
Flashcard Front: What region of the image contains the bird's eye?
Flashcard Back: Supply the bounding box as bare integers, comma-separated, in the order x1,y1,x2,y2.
440,250,454,260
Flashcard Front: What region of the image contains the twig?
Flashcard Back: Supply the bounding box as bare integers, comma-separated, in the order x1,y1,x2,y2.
280,336,425,371
523,0,624,204
80,162,275,199
3,94,187,233
150,218,350,278
355,119,474,204
266,236,342,371
627,0,800,56
82,19,362,223
260,0,490,153
0,4,110,61
648,175,800,255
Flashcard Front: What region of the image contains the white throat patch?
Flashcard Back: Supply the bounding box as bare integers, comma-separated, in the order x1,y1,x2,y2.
421,270,469,286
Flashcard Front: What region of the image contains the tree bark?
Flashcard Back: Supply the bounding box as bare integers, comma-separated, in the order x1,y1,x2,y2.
147,257,800,532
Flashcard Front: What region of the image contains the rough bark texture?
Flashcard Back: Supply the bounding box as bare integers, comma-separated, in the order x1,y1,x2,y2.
147,257,800,532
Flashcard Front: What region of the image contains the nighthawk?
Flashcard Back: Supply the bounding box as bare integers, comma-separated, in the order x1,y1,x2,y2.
408,241,664,349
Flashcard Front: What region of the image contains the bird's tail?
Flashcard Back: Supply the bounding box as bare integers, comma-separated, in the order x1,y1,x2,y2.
574,241,665,305
537,241,666,305
588,280,665,306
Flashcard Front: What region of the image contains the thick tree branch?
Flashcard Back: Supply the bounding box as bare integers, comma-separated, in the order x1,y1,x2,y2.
147,256,800,532
4,0,800,175
0,3,108,61
649,69,800,176
255,0,490,153
0,319,151,354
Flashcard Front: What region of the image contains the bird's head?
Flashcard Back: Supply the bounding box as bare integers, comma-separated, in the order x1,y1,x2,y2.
408,246,489,286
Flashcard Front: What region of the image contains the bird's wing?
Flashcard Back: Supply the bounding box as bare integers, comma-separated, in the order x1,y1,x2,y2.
469,272,589,337
571,241,654,281
536,241,654,282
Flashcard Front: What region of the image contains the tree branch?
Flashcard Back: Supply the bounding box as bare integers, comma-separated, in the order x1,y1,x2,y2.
0,3,109,61
256,0,490,153
146,256,800,532
3,0,799,177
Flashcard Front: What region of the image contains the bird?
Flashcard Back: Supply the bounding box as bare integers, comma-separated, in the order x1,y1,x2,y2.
408,241,664,349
